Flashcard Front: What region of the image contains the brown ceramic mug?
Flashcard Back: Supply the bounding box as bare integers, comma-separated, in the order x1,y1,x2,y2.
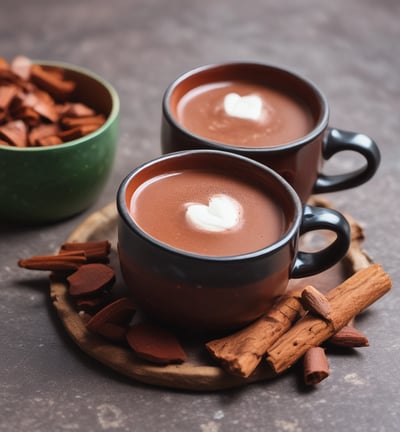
117,150,351,333
161,62,380,202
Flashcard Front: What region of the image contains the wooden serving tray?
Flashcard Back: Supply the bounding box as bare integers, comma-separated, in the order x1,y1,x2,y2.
50,197,371,391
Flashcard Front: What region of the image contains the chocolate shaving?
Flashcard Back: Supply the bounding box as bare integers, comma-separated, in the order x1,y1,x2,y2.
62,102,95,118
18,89,59,123
60,114,106,129
13,106,41,127
10,55,32,80
57,124,99,142
0,120,27,147
30,64,76,101
0,85,18,113
35,135,63,147
0,55,106,148
28,124,60,146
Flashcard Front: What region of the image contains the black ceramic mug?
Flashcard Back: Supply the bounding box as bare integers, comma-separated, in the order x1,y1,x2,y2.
161,62,380,203
117,150,351,333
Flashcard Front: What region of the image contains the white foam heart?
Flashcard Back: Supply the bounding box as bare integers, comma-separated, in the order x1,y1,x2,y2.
185,194,242,232
223,92,263,121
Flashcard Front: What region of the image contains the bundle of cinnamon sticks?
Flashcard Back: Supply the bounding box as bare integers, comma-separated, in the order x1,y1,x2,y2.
206,264,391,385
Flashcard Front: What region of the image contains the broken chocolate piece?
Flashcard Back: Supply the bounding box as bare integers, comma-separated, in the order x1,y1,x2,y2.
67,263,115,297
75,295,109,313
303,347,330,385
87,297,136,326
86,297,136,342
327,325,369,348
91,322,128,342
126,322,187,365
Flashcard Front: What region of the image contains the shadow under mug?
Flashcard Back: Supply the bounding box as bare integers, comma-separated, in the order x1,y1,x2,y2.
117,150,351,333
161,62,381,203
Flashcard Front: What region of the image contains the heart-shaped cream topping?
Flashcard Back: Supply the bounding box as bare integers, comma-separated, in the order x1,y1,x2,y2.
223,92,263,121
185,194,242,232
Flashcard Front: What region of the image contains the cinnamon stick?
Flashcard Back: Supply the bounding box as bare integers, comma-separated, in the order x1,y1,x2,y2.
18,254,87,271
266,264,391,374
59,240,111,262
205,289,304,377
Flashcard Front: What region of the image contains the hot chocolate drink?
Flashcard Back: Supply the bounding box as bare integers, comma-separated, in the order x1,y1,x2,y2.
163,63,381,203
129,168,285,256
118,150,352,331
175,81,314,148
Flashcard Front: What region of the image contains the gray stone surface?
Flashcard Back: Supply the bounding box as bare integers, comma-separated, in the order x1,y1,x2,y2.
1,0,399,430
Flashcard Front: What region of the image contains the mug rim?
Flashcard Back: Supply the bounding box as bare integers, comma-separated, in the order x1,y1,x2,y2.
162,61,329,153
117,149,303,262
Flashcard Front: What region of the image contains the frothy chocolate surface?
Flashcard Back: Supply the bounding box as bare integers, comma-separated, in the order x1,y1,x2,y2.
175,81,314,147
130,169,284,256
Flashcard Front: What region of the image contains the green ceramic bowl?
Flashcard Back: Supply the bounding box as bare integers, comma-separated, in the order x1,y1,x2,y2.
0,61,119,224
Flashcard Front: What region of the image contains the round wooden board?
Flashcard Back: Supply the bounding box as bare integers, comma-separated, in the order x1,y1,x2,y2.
50,198,371,391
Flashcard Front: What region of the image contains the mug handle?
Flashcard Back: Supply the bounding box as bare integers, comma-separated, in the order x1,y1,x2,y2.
313,127,381,194
291,205,351,278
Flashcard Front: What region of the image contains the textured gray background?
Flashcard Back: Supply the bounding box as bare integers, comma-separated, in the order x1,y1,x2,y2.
1,0,399,431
